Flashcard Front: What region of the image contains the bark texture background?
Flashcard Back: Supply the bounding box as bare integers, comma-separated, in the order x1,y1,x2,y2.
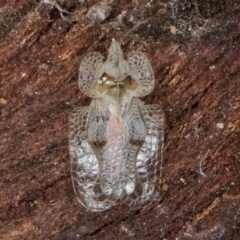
1,0,240,239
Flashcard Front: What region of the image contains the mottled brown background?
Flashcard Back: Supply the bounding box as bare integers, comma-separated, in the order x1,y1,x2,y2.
1,0,240,239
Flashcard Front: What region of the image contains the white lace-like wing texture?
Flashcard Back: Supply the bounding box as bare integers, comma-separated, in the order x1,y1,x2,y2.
69,40,164,211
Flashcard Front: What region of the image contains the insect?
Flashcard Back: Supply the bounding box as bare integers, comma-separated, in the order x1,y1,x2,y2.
69,39,164,211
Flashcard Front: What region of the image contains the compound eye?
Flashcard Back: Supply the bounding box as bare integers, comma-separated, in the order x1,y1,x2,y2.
123,76,138,90
95,73,116,92
100,73,114,83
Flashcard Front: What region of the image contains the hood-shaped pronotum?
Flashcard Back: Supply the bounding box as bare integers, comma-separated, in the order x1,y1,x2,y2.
103,39,129,81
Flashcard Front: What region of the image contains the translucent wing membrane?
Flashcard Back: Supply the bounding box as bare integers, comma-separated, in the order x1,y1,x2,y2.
69,106,118,211
70,40,164,211
127,51,155,97
120,102,164,207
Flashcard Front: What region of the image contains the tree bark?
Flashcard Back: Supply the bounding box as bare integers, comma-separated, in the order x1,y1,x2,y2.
1,0,240,239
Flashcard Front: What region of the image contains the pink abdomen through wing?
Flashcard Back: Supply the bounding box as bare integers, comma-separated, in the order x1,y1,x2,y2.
101,114,125,196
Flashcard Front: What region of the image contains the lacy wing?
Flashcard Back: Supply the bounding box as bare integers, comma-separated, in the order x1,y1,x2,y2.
69,105,117,212
120,101,164,207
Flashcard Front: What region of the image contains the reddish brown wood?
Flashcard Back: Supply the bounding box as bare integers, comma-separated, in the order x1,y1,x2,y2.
1,1,240,239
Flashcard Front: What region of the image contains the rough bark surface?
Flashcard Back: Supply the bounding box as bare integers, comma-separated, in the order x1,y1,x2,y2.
1,0,240,239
